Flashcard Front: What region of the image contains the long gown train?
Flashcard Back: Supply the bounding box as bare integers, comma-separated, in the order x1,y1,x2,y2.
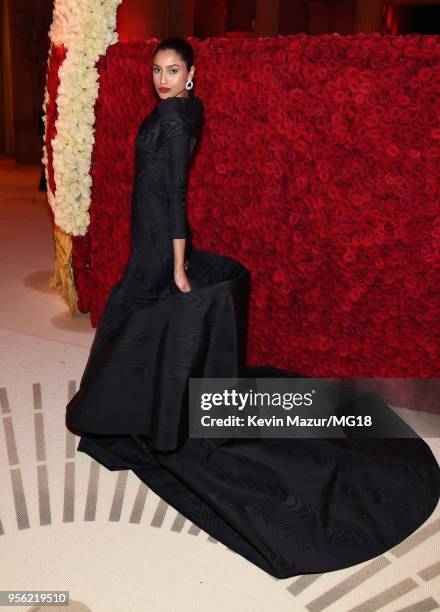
66,247,440,578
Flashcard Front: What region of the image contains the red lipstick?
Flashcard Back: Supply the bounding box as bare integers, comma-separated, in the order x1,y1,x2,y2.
159,87,170,93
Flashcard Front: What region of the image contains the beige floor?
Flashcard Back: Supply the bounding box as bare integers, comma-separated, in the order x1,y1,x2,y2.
0,159,439,612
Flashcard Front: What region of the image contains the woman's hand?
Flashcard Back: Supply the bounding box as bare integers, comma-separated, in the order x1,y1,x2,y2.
174,263,191,293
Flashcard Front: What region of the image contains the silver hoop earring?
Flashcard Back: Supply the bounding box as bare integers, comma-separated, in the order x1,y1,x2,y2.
185,80,194,91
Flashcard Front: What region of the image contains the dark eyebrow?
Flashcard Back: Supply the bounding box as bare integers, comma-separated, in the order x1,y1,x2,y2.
153,63,180,68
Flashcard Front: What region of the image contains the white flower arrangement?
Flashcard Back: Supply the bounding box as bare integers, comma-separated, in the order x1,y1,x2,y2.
41,0,122,236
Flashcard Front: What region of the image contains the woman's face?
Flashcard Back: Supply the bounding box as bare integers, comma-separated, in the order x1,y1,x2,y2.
152,49,195,99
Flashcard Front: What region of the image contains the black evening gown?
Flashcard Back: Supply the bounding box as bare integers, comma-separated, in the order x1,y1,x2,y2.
66,94,440,579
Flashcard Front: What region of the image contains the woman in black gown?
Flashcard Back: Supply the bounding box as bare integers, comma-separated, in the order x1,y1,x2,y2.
66,37,440,579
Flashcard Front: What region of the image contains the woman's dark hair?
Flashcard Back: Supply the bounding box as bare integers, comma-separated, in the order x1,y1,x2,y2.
153,37,195,73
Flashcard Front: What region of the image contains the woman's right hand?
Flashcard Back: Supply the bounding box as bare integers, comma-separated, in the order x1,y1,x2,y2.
174,266,191,293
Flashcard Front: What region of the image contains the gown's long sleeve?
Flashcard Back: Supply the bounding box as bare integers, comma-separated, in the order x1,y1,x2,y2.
163,118,192,240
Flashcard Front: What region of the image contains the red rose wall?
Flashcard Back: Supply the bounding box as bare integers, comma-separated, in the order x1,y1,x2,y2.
45,34,440,410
